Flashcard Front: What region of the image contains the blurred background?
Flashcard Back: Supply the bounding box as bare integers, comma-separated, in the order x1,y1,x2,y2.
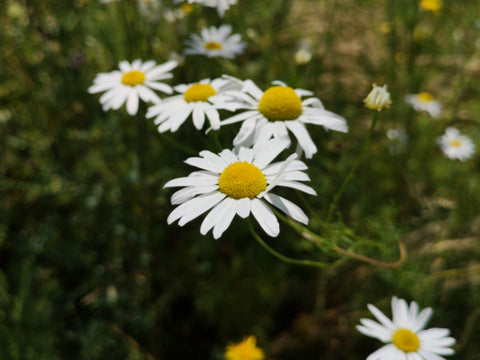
1,0,480,358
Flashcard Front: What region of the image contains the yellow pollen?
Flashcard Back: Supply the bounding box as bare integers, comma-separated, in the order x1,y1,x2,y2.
218,162,267,199
449,139,461,147
183,83,216,102
258,86,303,121
417,92,434,102
121,70,146,86
204,42,223,50
392,328,420,353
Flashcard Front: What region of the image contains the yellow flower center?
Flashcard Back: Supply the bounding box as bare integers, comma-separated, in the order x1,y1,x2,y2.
258,86,303,121
218,162,267,199
183,84,216,102
449,139,461,147
417,92,434,102
225,336,265,360
204,42,223,50
121,70,146,86
420,0,442,12
392,328,420,353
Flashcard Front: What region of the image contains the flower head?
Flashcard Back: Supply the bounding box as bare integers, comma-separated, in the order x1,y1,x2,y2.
164,139,316,239
175,0,237,17
225,335,265,360
215,78,348,158
437,127,475,161
364,84,392,111
357,296,456,360
184,25,246,59
405,92,442,118
88,59,177,115
146,77,241,132
420,0,442,13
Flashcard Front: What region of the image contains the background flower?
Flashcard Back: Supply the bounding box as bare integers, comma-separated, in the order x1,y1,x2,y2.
88,59,177,115
184,25,246,59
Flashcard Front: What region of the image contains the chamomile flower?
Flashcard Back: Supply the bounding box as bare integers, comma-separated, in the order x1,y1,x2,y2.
146,78,241,132
88,59,177,115
437,127,475,161
364,84,392,111
163,139,316,239
405,92,442,118
357,296,456,360
216,78,348,158
175,0,237,17
225,335,265,360
184,25,246,59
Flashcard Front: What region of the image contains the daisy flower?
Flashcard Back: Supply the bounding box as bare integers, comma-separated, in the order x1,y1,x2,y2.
357,296,456,360
146,77,241,132
163,139,316,239
88,59,177,116
175,0,237,17
216,78,348,159
437,127,475,161
184,25,246,59
405,92,442,118
364,84,392,111
225,335,265,360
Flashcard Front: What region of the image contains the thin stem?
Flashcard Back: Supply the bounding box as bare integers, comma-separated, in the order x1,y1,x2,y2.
301,229,407,269
209,129,223,152
327,111,379,222
248,220,328,269
158,133,197,155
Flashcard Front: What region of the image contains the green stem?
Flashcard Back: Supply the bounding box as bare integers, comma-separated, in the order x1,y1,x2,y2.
327,111,379,222
248,220,328,269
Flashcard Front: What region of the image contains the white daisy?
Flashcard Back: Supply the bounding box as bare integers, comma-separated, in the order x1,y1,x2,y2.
163,139,316,239
88,59,177,116
184,25,246,59
175,0,237,17
146,77,241,132
364,84,392,111
437,127,475,161
357,296,456,360
405,92,442,118
215,78,348,159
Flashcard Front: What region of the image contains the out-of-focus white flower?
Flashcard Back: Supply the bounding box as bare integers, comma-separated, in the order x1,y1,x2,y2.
294,39,313,65
437,127,475,161
164,139,315,239
405,92,442,118
88,59,177,115
364,84,392,111
184,25,246,59
215,78,348,159
357,296,456,360
386,128,408,154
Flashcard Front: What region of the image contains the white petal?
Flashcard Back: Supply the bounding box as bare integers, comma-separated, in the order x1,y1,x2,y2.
252,139,288,169
235,197,251,218
276,180,316,195
200,197,232,236
126,89,139,115
184,156,224,173
412,307,433,332
367,304,395,330
167,192,225,225
232,117,258,146
171,185,218,205
284,121,317,158
251,198,279,237
212,198,237,239
366,344,397,360
263,193,308,224
192,104,206,130
164,174,218,188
